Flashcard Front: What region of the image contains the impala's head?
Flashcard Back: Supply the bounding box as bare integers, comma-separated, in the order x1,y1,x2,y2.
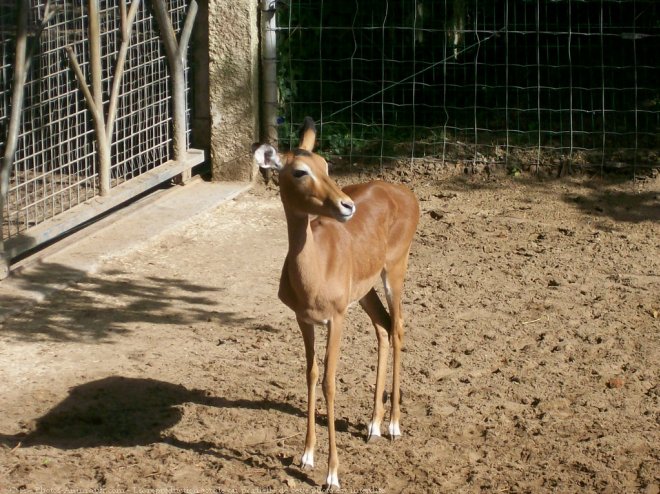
253,117,356,222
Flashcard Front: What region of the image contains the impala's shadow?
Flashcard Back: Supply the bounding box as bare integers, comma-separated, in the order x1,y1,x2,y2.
0,376,303,451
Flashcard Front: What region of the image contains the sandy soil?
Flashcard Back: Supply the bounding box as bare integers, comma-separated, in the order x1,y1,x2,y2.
0,165,658,494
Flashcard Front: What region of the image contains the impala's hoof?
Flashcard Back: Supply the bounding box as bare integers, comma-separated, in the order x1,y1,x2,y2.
366,421,382,443
301,450,314,470
367,431,384,443
388,421,402,440
324,470,340,492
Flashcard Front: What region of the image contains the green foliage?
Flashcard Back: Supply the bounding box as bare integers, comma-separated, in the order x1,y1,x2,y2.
274,1,659,161
324,129,353,156
508,165,522,177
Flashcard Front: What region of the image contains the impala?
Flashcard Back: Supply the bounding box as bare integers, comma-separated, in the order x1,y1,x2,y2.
253,118,419,489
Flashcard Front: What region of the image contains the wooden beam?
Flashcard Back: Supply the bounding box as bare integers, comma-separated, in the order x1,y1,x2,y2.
3,149,205,261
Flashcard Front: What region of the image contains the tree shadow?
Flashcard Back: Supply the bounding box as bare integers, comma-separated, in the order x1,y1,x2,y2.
410,170,660,224
0,261,251,343
563,189,660,224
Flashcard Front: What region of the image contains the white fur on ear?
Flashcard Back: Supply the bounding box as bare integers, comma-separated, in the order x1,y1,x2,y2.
253,144,283,170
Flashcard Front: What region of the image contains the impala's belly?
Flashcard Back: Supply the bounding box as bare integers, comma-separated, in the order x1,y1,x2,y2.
283,271,382,325
297,311,330,326
284,299,334,326
349,271,383,304
278,271,346,325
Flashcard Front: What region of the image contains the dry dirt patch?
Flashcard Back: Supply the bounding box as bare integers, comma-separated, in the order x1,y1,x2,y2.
1,168,658,493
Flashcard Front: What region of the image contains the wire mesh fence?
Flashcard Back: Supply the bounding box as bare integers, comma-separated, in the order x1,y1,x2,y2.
0,0,190,242
274,0,659,174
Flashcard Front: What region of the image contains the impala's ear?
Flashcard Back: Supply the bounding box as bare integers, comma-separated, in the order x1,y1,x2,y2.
253,144,283,170
298,117,316,151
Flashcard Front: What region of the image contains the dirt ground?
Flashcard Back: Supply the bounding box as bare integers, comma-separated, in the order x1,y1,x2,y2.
0,164,658,494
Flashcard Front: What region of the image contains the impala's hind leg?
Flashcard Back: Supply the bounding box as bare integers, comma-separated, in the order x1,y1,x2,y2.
359,288,392,441
382,262,408,439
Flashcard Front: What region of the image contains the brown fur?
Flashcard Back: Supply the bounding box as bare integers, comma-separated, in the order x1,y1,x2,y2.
253,118,419,488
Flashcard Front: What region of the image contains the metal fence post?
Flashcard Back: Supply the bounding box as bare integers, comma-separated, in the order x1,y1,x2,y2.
260,0,278,145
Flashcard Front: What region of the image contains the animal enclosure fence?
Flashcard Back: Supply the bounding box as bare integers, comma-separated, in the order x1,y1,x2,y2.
0,0,201,271
270,0,659,174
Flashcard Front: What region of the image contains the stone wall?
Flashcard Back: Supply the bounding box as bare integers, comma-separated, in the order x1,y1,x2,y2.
206,0,259,181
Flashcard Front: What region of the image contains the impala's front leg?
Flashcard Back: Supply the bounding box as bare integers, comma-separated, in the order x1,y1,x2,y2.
298,317,318,470
323,314,344,490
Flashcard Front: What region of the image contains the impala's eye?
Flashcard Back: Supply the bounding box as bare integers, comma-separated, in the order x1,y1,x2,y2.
292,169,309,178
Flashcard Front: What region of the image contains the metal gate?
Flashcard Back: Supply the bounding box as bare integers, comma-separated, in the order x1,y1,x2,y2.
0,0,203,275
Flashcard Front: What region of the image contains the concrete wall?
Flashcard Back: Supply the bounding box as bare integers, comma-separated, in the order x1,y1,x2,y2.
206,0,260,182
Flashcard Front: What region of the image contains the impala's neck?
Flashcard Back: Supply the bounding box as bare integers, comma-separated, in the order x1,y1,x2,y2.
284,209,322,297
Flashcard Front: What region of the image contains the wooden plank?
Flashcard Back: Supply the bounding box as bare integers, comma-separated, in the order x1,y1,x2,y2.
3,149,205,261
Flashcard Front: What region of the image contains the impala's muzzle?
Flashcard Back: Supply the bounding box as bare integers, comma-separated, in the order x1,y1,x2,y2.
336,198,356,222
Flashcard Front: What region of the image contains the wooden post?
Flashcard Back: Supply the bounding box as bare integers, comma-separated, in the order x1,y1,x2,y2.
1,1,55,278
88,0,111,195
66,0,141,197
107,0,142,141
152,0,198,182
0,1,28,279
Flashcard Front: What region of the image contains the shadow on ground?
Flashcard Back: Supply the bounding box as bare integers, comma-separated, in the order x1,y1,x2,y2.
564,189,660,223
0,376,301,450
0,262,251,343
427,171,659,224
0,376,315,484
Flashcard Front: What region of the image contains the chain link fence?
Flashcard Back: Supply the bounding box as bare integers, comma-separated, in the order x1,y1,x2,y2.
274,0,659,174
